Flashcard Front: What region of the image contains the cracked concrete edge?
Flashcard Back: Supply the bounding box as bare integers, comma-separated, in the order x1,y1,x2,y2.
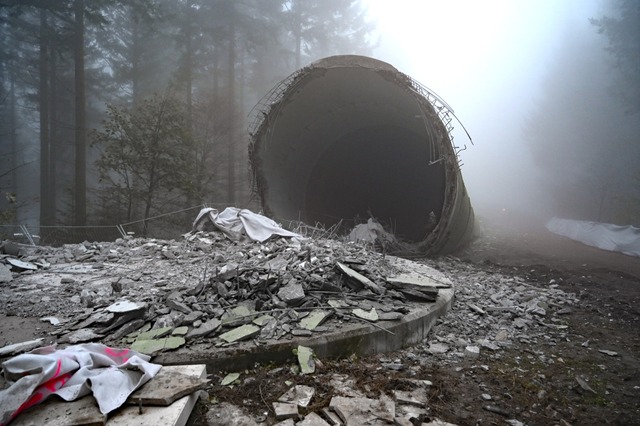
154,287,454,372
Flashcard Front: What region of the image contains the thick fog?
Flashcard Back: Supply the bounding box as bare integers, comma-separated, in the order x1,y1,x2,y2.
365,0,640,227
1,0,638,238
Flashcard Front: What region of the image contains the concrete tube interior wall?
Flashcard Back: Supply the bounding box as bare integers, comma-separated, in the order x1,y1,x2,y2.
249,55,475,254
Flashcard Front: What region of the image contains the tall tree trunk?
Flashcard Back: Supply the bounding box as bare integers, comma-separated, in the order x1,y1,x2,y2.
49,34,58,223
39,9,51,228
185,3,193,133
74,0,87,226
131,5,141,108
9,58,17,202
227,12,236,205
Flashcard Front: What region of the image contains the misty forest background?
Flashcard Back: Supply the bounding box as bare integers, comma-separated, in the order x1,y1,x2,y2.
0,0,638,243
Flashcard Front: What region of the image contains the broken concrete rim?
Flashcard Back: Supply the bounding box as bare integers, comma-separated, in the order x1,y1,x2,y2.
249,55,475,255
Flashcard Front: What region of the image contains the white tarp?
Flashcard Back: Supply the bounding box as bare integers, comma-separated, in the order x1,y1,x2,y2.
546,217,640,257
192,207,302,242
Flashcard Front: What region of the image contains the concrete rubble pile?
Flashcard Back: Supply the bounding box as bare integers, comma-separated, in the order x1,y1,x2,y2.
0,226,444,356
0,221,581,425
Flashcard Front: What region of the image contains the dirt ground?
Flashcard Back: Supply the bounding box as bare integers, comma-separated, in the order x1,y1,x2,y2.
2,213,639,425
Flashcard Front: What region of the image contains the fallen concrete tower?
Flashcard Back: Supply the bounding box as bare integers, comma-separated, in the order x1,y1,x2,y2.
249,55,475,255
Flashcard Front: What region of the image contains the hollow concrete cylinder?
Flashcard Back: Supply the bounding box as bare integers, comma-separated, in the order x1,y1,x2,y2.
249,55,474,255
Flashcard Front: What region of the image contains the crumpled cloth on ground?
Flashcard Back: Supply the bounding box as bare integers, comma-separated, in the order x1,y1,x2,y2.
0,343,161,425
192,207,302,242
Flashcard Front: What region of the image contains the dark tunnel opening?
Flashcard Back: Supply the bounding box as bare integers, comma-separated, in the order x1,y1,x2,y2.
249,55,475,254
304,125,446,242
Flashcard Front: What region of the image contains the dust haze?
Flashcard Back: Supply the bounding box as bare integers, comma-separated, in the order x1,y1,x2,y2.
366,0,640,229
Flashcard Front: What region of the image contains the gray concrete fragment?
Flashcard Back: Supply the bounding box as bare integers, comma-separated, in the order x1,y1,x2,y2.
297,412,331,426
278,385,315,408
127,367,209,406
59,329,103,344
273,401,298,420
336,262,383,294
206,402,260,426
167,299,193,314
0,338,44,357
393,389,427,407
0,264,12,283
352,308,378,322
219,324,260,343
297,345,315,375
330,395,395,425
186,319,221,339
106,300,147,313
277,282,305,306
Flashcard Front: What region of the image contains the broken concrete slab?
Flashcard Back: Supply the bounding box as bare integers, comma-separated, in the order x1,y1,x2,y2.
7,258,37,271
0,338,45,357
299,310,331,330
297,345,315,375
59,329,103,344
277,282,305,306
109,364,206,426
186,319,221,340
11,365,206,426
106,300,147,314
220,372,240,386
131,336,186,356
0,263,13,282
205,402,260,426
136,326,173,341
336,262,383,294
273,401,298,420
127,367,209,406
297,412,331,426
393,389,428,408
11,394,105,426
329,395,395,425
219,324,260,343
278,385,315,408
352,308,378,322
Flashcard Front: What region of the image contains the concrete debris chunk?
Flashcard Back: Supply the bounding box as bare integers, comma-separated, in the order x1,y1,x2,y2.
206,402,260,426
352,308,379,322
329,395,395,425
273,401,298,420
10,393,106,426
0,264,13,282
39,316,62,326
297,412,331,426
336,262,384,294
131,336,186,355
7,258,37,271
219,324,260,343
187,319,222,340
128,367,209,406
300,310,332,330
221,372,240,386
106,300,146,313
296,345,316,375
137,326,173,340
277,282,306,306
278,385,315,408
59,329,103,344
392,389,428,407
0,338,45,357
464,345,480,358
